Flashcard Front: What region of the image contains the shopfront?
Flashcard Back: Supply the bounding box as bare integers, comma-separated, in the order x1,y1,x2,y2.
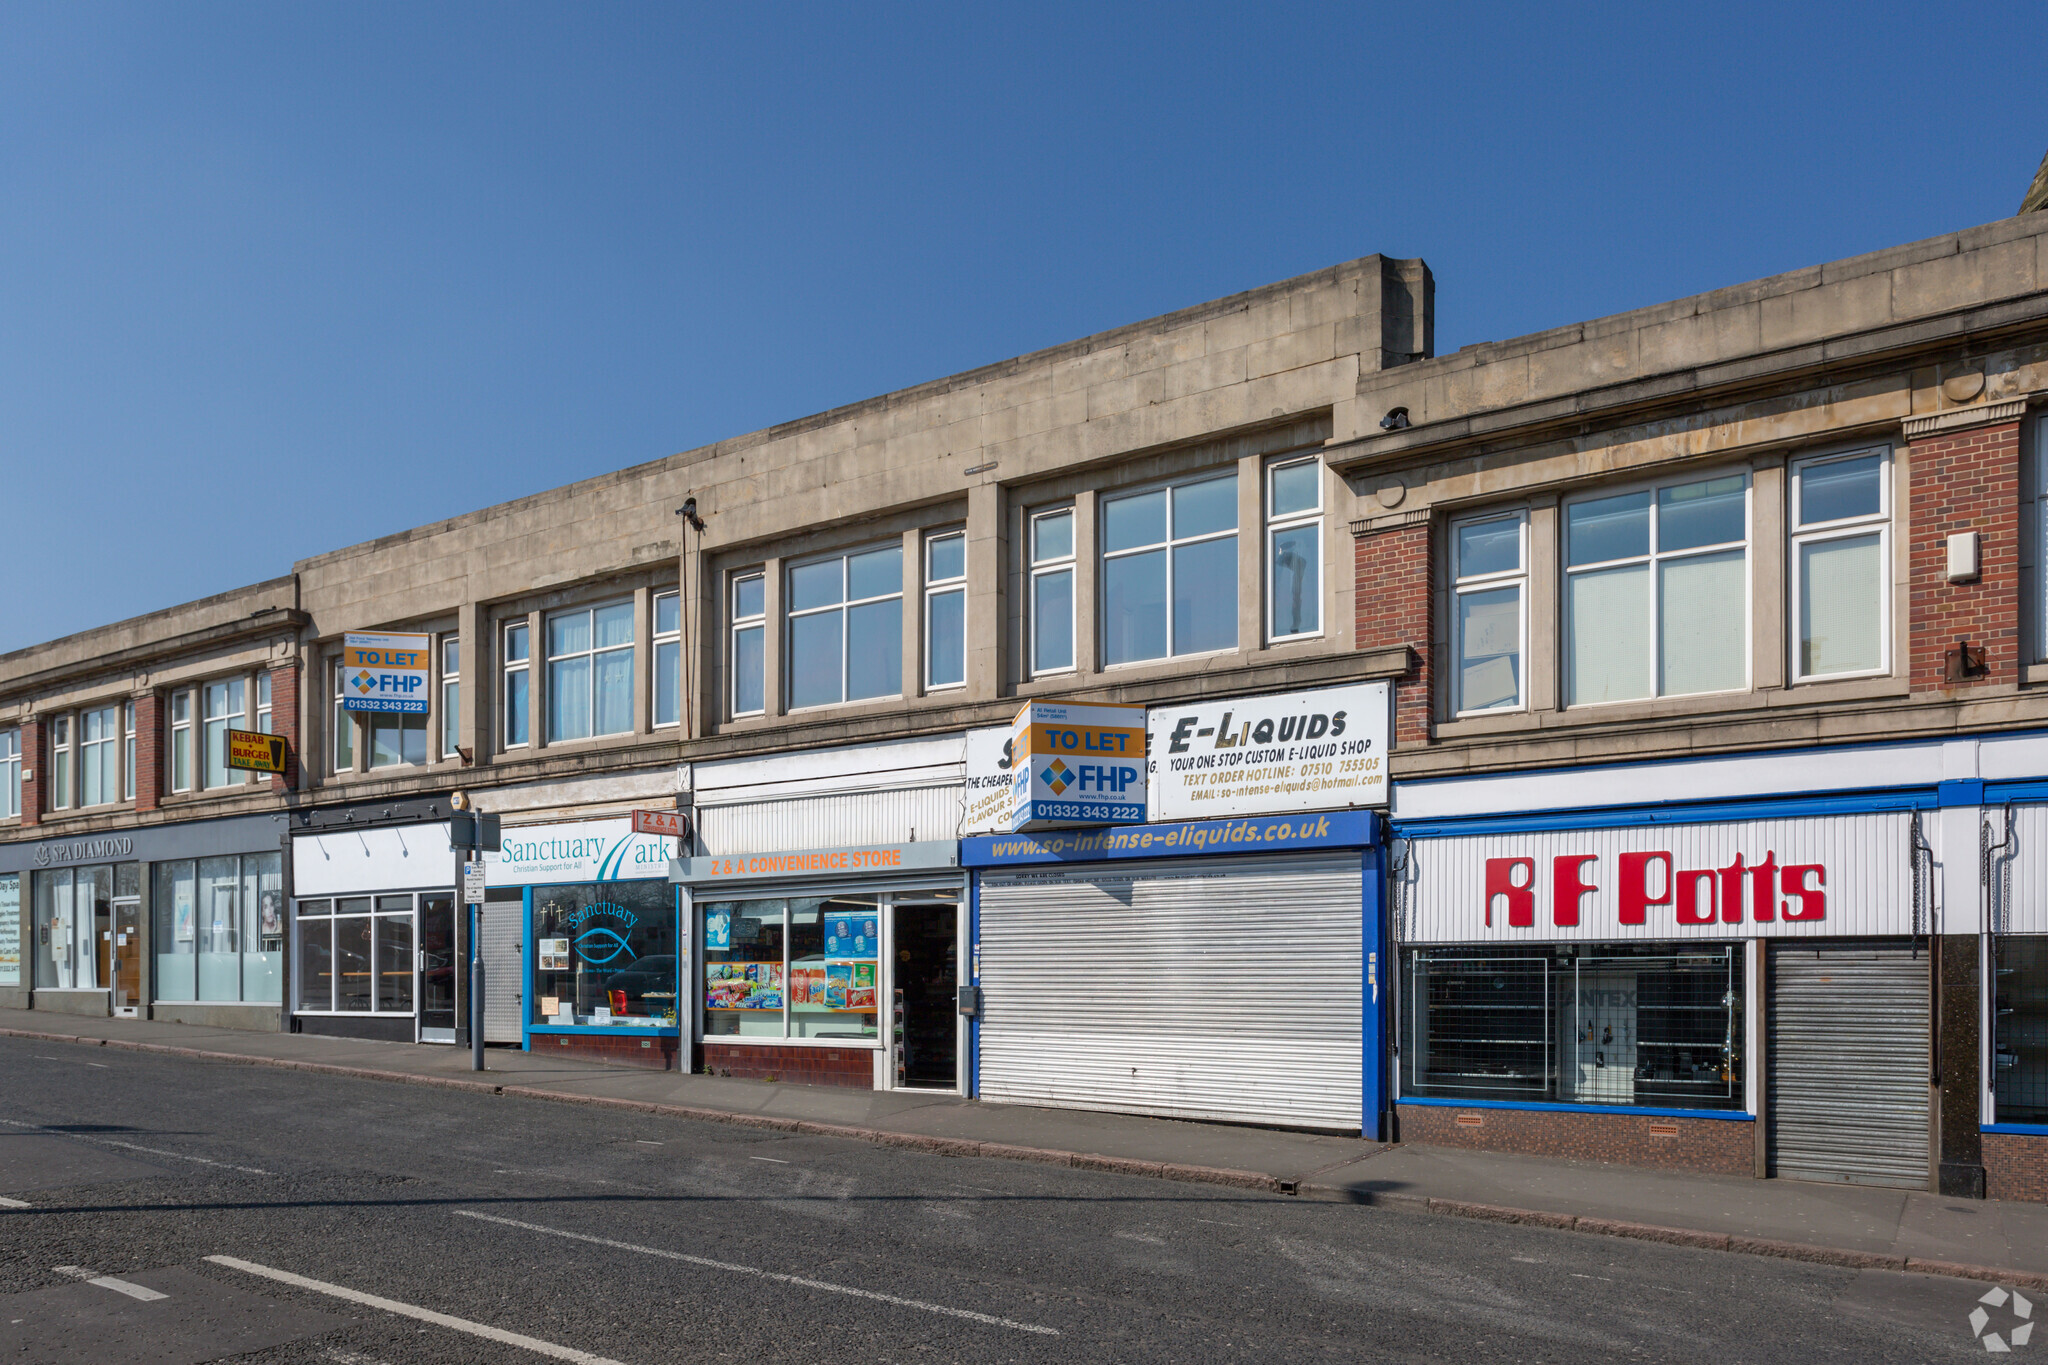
0,814,289,1029
291,819,454,1042
485,816,683,1069
1980,795,2048,1203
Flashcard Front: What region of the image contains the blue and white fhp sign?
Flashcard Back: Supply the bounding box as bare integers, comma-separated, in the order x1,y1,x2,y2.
342,632,432,714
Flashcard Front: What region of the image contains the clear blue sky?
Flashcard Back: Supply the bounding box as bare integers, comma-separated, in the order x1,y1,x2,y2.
1,3,2037,654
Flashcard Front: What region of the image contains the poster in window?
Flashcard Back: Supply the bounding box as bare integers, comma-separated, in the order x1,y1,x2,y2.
704,907,731,951
789,965,826,1006
174,896,194,944
0,876,17,986
824,961,877,1011
259,892,283,938
825,914,876,960
704,961,782,1010
538,937,570,971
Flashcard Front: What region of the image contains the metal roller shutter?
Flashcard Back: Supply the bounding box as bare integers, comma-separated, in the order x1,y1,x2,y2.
481,899,524,1043
979,852,1363,1130
1767,942,1929,1189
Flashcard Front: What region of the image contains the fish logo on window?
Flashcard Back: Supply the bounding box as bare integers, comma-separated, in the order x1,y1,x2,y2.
1042,759,1073,794
572,927,632,966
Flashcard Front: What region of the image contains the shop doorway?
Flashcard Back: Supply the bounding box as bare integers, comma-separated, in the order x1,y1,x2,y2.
418,894,457,1043
1767,941,1930,1189
890,896,961,1090
110,897,141,1015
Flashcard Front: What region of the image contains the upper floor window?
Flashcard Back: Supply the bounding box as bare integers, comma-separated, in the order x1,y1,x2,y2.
653,593,681,728
788,546,901,709
172,689,195,790
369,705,426,769
729,574,765,717
1029,509,1075,675
203,679,246,787
546,602,634,742
329,667,353,774
1267,457,1322,640
1790,450,1890,681
1451,512,1527,713
503,621,530,749
80,705,119,807
1102,472,1237,665
0,728,19,819
925,532,966,690
50,715,72,810
1565,474,1749,706
440,635,461,757
122,702,136,801
255,674,273,735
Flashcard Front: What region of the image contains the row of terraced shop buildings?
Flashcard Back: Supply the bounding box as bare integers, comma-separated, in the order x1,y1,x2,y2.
5,206,2048,1205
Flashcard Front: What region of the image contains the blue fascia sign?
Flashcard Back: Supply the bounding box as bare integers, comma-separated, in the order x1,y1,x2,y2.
962,808,1379,867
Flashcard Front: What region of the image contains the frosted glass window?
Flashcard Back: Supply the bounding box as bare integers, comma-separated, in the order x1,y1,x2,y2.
925,533,966,689
1102,473,1237,664
1791,449,1890,681
1451,512,1526,713
1030,510,1075,674
546,602,635,741
1267,455,1322,640
1566,474,1749,705
788,547,901,707
730,574,765,717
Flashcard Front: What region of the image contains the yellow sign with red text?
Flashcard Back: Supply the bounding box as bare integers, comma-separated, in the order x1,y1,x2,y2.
226,729,287,775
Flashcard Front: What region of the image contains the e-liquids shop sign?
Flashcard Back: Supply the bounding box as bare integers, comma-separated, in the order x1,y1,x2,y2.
341,632,431,714
1148,681,1389,820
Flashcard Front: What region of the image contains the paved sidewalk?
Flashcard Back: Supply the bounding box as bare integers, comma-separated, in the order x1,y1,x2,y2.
5,1007,2046,1286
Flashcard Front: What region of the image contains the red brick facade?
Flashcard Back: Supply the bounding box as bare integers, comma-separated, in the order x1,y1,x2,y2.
1907,419,2021,692
538,1032,680,1071
266,664,299,793
132,692,163,813
1397,1103,1755,1177
701,1041,874,1089
1354,520,1433,746
17,717,42,827
1984,1133,2048,1205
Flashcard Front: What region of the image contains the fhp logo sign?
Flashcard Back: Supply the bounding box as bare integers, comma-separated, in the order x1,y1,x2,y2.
1009,700,1145,832
1484,851,1827,928
342,633,431,714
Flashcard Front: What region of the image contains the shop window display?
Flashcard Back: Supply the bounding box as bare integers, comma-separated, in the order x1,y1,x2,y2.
1400,942,1744,1111
702,896,879,1041
155,854,284,1004
531,880,677,1027
1995,935,2048,1125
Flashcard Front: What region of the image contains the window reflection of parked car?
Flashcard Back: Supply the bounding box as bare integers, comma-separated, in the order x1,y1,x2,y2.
602,955,677,1011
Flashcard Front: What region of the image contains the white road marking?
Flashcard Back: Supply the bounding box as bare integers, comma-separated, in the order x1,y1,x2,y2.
1113,1232,1165,1246
205,1256,628,1365
88,1275,167,1302
455,1210,1060,1336
52,1266,93,1279
0,1196,31,1209
84,1063,109,1069
634,1140,662,1146
0,1119,269,1175
1194,1218,1241,1227
748,1155,790,1164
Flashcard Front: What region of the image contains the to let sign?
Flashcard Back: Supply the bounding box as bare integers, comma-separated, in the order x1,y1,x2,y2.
630,809,688,839
342,632,431,713
225,729,287,775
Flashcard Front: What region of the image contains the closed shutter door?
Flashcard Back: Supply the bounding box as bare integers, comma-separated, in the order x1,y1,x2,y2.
979,852,1362,1130
1768,942,1929,1189
481,900,523,1043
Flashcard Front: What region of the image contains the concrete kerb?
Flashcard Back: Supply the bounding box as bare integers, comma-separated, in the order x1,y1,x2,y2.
8,1025,2047,1293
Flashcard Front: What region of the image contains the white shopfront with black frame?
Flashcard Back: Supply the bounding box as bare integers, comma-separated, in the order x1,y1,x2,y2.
291,820,456,1043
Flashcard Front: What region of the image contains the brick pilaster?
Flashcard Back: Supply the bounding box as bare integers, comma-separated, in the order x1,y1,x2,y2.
18,717,43,827
132,692,163,813
1354,518,1434,747
1907,419,2021,692
267,663,300,792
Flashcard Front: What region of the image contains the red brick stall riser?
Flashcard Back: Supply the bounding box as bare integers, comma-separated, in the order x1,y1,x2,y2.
1397,1103,1755,1177
1984,1134,2048,1204
702,1041,873,1089
1355,521,1433,746
537,1033,679,1072
1908,420,2020,692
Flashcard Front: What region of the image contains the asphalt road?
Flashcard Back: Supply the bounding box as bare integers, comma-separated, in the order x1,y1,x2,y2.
0,1037,2020,1363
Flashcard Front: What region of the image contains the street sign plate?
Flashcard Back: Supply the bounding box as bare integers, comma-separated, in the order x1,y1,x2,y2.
463,862,486,904
630,808,688,839
225,729,287,775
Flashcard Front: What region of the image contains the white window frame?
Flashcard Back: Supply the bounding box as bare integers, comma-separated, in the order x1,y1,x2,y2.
172,688,195,792
201,678,248,789
292,894,419,1016
785,545,904,710
1788,446,1893,684
501,620,531,750
729,573,766,718
0,728,18,819
652,592,681,729
544,600,636,743
1449,510,1530,716
79,704,119,808
1028,508,1076,677
49,714,72,810
1562,470,1754,708
1099,471,1240,666
255,673,273,736
329,662,355,775
1266,455,1324,642
122,702,136,801
924,531,967,691
440,634,462,758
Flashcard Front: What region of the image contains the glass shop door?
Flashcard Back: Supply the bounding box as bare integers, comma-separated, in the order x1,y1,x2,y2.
418,894,457,1043
888,893,962,1092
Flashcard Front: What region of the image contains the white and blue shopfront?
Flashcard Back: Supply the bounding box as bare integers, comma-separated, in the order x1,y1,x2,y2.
961,682,1393,1137
482,816,685,1064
